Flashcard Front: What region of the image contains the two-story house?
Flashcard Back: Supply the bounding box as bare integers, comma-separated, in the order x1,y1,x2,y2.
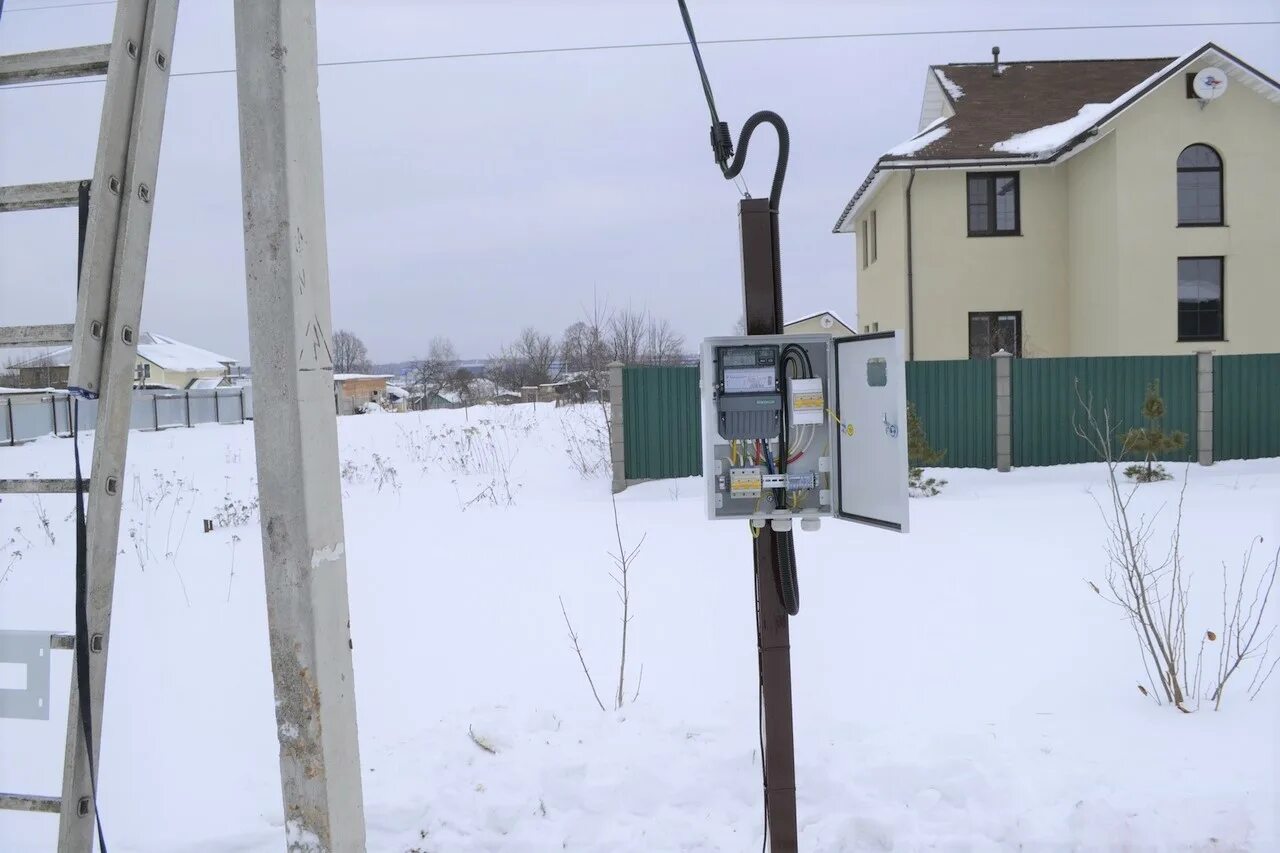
833,43,1280,360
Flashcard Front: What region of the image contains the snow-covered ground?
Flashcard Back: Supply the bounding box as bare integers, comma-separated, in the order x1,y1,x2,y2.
2,404,1278,852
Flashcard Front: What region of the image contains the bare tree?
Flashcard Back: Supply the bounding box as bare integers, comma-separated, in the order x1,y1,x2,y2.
488,327,558,391
561,297,613,393
332,329,371,374
445,366,477,413
1076,381,1279,711
644,316,685,366
410,336,457,409
559,492,644,711
607,309,647,366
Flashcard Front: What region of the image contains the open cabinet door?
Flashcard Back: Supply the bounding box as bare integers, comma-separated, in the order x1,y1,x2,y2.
834,331,909,532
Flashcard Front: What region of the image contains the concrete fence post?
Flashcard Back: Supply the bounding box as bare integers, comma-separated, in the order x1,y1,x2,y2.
608,362,626,493
1197,350,1214,466
993,351,1012,472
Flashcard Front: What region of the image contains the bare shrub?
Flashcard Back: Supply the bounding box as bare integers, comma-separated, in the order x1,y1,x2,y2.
1076,382,1279,710
561,405,610,478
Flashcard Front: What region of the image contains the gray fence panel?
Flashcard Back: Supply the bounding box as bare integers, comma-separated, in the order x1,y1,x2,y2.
156,395,187,429
10,398,56,443
131,394,157,431
188,392,217,424
3,387,254,444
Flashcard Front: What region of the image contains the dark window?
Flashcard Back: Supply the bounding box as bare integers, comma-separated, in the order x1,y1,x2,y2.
967,173,1020,236
1177,257,1224,341
1177,144,1223,226
869,210,878,263
968,311,1022,358
1185,72,1197,99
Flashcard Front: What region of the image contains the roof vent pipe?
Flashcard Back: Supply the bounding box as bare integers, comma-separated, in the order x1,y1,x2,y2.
992,46,1001,76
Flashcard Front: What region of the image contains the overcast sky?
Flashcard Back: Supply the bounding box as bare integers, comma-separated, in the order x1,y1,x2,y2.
2,0,1278,363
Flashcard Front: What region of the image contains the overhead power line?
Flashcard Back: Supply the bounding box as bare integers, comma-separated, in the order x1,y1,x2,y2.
2,0,116,11
3,17,1279,91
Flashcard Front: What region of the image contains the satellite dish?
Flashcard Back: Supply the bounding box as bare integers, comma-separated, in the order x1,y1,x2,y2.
820,315,835,329
1193,68,1229,100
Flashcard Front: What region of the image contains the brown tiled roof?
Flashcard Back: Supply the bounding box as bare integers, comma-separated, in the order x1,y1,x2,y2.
900,57,1173,161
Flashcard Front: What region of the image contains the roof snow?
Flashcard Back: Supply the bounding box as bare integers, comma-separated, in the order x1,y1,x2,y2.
885,120,950,157
333,373,393,382
935,68,964,100
15,332,235,371
137,332,236,370
991,103,1112,155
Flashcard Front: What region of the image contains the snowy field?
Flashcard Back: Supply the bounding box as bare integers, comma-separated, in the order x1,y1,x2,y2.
2,403,1278,852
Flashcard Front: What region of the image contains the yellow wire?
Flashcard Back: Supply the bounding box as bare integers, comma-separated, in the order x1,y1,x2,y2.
827,407,856,437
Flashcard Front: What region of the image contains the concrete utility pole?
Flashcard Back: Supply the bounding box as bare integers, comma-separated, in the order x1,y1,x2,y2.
740,197,799,851
233,2,367,849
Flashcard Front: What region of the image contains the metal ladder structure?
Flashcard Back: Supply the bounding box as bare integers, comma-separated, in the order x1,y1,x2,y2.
0,1,180,849
4,1,367,849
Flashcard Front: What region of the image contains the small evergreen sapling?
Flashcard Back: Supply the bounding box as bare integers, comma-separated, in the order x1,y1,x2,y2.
907,402,947,496
1122,381,1187,482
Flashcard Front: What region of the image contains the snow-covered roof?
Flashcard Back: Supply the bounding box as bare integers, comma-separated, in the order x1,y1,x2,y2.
884,119,951,157
14,332,235,371
137,332,236,370
187,377,224,390
784,309,854,332
935,68,964,101
333,373,392,382
833,43,1280,233
385,385,410,400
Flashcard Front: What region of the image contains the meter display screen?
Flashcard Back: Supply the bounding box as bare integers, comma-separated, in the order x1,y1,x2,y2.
723,367,776,394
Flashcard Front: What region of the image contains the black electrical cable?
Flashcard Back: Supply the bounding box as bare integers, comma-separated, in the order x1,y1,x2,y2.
677,0,789,213
774,529,800,616
73,402,109,853
720,110,789,212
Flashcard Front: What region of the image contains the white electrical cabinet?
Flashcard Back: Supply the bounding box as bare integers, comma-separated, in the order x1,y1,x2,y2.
701,331,908,533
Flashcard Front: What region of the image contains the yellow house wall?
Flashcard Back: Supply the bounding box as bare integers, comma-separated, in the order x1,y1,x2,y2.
909,166,1070,359
853,171,910,341
1106,57,1280,355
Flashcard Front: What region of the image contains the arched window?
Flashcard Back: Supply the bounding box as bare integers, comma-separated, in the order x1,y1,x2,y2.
1177,144,1223,226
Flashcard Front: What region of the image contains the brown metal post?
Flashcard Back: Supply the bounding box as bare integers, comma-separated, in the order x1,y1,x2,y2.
739,196,798,851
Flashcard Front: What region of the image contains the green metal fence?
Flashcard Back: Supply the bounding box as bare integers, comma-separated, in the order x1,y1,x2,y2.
1011,355,1197,467
618,354,1275,482
906,360,996,469
622,366,702,480
1215,354,1280,461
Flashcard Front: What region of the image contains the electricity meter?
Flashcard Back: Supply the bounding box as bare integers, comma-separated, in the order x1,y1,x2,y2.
714,344,782,440
701,331,910,533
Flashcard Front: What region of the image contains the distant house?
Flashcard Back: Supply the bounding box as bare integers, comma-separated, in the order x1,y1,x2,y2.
783,310,857,338
833,42,1280,359
384,384,410,413
334,374,392,415
12,332,238,389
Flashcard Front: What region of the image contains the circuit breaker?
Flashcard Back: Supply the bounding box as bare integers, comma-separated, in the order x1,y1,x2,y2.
701,331,909,533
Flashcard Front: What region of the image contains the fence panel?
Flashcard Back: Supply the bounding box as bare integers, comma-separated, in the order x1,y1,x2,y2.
221,389,247,423
9,397,57,443
155,394,187,429
188,391,217,425
906,360,995,469
1012,355,1197,467
1,399,12,444
1215,354,1280,461
622,366,701,481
